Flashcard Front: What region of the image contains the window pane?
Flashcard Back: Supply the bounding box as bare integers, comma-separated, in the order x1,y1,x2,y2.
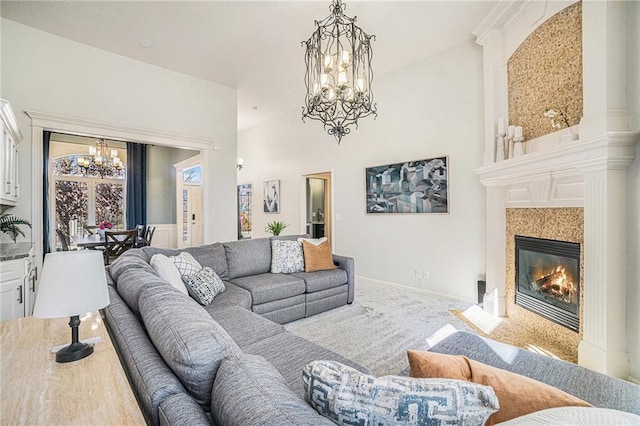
96,183,125,229
55,180,88,243
183,165,201,183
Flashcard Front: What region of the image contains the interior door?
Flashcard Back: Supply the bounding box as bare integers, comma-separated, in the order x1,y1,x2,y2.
189,186,202,247
304,172,332,247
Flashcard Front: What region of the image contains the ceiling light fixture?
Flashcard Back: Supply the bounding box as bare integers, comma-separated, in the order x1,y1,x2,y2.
302,0,377,144
77,139,124,178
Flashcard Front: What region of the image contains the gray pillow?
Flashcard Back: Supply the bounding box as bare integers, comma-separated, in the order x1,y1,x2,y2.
138,285,241,406
212,354,333,426
303,360,499,426
182,267,225,305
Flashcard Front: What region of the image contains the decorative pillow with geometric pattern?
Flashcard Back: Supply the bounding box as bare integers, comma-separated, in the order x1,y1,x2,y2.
169,252,202,276
182,267,225,305
270,240,305,274
303,360,499,426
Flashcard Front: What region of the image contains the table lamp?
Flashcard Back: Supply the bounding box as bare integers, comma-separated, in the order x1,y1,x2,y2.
33,250,110,363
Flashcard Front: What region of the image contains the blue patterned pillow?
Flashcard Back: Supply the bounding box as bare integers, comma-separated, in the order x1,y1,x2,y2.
303,360,499,426
270,240,305,273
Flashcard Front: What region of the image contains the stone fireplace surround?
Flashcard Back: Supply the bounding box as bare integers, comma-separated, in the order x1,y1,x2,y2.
474,0,639,379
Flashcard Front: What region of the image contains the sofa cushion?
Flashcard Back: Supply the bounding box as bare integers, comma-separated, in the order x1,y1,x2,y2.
208,305,285,348
230,273,305,305
303,360,499,426
204,282,251,311
116,268,171,316
158,393,210,426
408,349,591,425
138,285,241,406
142,243,229,281
290,269,347,293
109,249,155,282
270,239,304,274
182,267,226,305
244,331,370,397
224,238,272,279
212,354,333,426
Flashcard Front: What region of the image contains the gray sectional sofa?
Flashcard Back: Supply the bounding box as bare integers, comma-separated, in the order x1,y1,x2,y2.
103,235,640,425
103,236,364,425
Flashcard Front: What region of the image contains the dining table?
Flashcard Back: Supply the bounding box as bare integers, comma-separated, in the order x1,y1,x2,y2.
71,233,145,249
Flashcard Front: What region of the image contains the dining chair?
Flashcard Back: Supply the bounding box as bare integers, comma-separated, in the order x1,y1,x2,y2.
103,229,137,265
144,226,156,247
134,224,147,248
83,224,98,236
55,229,70,251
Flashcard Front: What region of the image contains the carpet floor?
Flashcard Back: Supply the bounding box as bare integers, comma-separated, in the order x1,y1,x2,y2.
285,278,476,376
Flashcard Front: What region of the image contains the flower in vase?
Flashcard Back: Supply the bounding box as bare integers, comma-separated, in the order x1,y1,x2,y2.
544,107,571,129
99,220,114,230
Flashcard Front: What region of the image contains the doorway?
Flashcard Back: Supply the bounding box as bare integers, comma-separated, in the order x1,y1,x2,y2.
305,172,332,247
174,155,203,248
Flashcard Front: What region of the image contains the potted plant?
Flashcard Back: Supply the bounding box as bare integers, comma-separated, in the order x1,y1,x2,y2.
0,206,32,243
265,220,288,236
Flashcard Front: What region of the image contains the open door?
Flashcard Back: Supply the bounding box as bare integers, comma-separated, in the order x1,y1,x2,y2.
174,155,203,248
305,172,332,248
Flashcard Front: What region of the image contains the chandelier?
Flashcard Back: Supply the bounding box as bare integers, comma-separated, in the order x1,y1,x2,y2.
302,0,377,144
76,139,124,178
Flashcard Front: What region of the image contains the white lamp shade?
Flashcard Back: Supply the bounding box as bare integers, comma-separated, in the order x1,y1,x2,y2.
33,251,110,319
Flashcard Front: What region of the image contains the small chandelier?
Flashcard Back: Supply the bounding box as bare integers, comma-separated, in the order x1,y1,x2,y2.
302,0,377,144
77,139,124,178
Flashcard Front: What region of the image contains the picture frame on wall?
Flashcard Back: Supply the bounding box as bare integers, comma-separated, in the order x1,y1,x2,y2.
263,179,280,213
365,156,448,214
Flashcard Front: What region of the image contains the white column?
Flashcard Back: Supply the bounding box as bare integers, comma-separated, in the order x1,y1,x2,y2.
483,185,507,316
476,30,508,166
580,0,629,139
578,165,629,378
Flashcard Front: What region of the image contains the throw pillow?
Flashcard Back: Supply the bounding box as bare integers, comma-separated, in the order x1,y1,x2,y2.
303,360,499,426
270,240,305,273
297,236,328,246
169,251,202,276
150,254,189,295
496,407,640,425
407,350,592,425
182,267,225,305
301,240,336,272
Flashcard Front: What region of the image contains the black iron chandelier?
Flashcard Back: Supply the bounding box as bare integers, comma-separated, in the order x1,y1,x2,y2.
302,0,377,144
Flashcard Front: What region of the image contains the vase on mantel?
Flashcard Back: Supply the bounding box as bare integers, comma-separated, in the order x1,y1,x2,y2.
560,128,579,144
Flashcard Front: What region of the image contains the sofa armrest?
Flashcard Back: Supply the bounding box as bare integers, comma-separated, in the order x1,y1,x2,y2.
158,393,210,426
332,254,355,303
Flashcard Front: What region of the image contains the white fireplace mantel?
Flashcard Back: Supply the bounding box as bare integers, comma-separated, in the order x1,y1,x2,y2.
474,0,639,379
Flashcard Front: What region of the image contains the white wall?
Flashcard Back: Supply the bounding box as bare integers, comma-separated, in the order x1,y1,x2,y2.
625,0,640,382
0,18,238,244
238,41,486,300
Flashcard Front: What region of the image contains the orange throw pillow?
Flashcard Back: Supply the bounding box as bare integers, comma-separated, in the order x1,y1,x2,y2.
407,350,592,425
302,240,337,272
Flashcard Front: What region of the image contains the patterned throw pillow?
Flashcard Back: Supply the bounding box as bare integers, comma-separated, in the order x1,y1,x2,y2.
169,252,202,276
182,267,225,305
270,240,305,274
303,360,499,426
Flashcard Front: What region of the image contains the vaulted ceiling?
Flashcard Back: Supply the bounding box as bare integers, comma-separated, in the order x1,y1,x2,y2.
1,1,498,131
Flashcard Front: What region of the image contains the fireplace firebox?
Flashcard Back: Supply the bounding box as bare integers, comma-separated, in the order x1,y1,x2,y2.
515,236,580,332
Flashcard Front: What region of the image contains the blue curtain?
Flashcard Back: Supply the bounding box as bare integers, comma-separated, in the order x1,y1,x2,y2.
126,142,147,229
43,131,51,256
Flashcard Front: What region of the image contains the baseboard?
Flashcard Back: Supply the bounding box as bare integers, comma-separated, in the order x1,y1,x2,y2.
355,275,476,304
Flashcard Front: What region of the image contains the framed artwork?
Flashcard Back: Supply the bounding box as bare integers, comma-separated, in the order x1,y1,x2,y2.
263,179,280,213
237,183,252,239
365,156,448,214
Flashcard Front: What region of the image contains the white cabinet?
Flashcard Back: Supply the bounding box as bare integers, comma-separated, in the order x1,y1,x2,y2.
0,99,23,206
0,250,35,321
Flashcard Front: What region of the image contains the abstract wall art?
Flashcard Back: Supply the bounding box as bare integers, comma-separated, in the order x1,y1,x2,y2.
263,179,280,213
366,157,448,214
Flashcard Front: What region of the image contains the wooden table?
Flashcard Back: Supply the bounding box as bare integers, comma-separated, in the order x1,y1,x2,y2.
72,234,145,249
0,312,145,425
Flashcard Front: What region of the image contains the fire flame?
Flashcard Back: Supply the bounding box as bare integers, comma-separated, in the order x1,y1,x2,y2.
535,265,577,303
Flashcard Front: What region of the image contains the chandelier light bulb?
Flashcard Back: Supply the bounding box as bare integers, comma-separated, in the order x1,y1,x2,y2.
326,89,336,101
338,71,348,87
320,73,329,87
323,54,333,70
341,51,350,67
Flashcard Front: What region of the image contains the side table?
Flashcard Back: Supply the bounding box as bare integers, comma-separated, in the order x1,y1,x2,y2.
0,311,145,425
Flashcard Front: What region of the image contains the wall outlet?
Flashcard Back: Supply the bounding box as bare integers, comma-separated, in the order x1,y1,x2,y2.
424,271,430,279
414,269,423,279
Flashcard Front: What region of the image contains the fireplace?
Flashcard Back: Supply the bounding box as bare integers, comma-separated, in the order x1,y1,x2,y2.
515,236,580,332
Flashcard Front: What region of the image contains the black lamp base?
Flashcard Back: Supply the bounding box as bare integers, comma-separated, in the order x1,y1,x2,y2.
56,314,95,363
56,341,94,363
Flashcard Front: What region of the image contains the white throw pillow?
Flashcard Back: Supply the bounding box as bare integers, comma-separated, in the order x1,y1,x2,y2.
169,252,202,276
496,407,640,425
150,254,189,295
271,240,305,274
297,237,328,246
